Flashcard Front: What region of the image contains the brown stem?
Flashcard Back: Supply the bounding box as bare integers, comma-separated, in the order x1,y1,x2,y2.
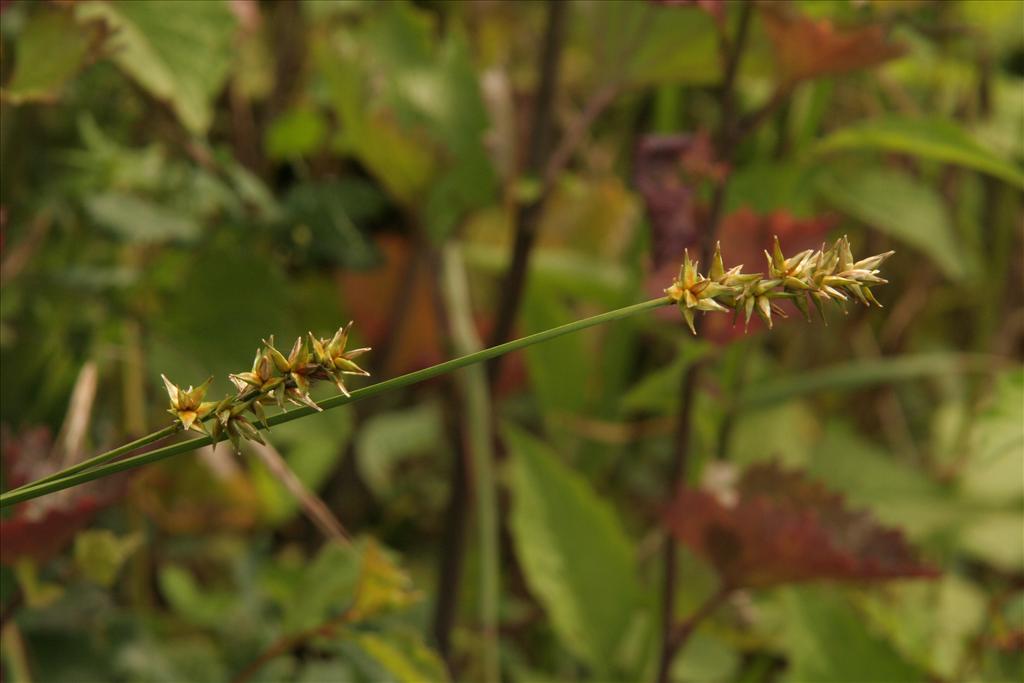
249,441,350,543
428,246,474,674
431,388,471,670
658,4,754,682
486,0,567,382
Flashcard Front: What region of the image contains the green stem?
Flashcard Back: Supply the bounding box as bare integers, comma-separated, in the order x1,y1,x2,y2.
6,425,178,493
1,297,672,508
440,244,500,683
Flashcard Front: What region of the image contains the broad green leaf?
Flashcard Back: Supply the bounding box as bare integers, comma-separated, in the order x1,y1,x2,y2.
959,369,1024,504
814,116,1024,189
318,2,495,240
857,576,987,679
73,529,143,587
808,425,955,539
76,0,236,134
779,586,928,683
2,9,94,104
725,161,819,217
576,1,720,86
728,400,819,468
958,511,1024,573
816,167,967,280
85,192,201,243
506,425,645,676
671,630,740,683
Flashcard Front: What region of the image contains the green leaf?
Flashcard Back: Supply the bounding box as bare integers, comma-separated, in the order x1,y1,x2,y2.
76,0,236,134
85,191,202,244
506,425,646,677
671,630,740,683
73,529,143,587
738,353,993,412
2,9,94,104
264,106,329,161
355,402,444,498
958,511,1024,573
807,425,955,539
959,368,1024,504
352,633,449,683
577,2,721,86
725,161,819,217
817,167,967,280
281,542,362,633
779,586,928,683
158,565,237,628
814,116,1024,189
316,3,495,240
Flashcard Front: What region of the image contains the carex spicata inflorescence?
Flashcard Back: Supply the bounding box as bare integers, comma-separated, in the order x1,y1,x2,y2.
161,323,370,454
665,235,894,334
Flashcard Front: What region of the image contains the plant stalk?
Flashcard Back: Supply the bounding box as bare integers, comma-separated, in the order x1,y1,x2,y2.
439,244,501,683
1,297,672,508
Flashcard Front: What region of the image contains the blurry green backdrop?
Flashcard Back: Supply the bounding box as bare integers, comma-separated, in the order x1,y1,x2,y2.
1,1,1022,682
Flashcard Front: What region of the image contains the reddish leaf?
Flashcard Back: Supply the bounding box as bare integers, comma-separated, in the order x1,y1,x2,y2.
760,5,905,85
1,497,101,565
665,462,939,588
337,234,527,392
1,426,119,565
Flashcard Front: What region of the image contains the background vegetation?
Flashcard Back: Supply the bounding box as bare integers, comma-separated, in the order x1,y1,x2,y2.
1,1,1022,682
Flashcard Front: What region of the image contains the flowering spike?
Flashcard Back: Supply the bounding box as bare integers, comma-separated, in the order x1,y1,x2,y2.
665,239,892,334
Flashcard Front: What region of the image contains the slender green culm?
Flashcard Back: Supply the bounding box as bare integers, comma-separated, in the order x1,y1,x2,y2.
1,297,671,507
2,237,895,509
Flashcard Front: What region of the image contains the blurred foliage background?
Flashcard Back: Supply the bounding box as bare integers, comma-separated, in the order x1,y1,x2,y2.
0,0,1022,682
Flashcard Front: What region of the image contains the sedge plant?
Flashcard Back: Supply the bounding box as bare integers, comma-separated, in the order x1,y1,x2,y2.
0,236,892,508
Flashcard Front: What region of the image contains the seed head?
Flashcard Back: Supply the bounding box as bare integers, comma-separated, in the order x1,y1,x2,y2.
665,236,893,334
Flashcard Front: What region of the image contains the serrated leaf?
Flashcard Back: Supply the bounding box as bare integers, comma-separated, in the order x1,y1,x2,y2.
666,462,938,587
506,425,645,676
814,116,1024,189
76,0,236,134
